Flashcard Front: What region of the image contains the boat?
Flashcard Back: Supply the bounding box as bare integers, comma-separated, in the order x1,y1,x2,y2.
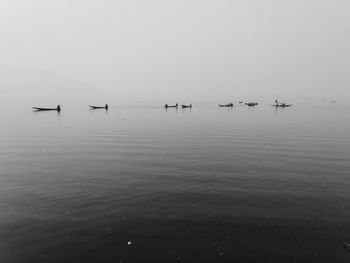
182,104,192,108
33,105,61,112
273,100,291,107
218,103,233,107
344,242,350,252
89,104,108,109
165,103,178,108
245,102,258,107
273,103,292,107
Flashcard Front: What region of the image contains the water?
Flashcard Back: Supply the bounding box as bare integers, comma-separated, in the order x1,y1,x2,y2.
0,102,350,262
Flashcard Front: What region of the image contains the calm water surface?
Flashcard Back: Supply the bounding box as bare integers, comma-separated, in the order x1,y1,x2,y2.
0,102,350,262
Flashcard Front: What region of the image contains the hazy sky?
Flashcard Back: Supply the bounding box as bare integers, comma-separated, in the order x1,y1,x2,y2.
0,0,349,103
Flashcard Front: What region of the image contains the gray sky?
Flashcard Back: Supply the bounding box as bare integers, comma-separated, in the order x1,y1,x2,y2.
0,0,349,103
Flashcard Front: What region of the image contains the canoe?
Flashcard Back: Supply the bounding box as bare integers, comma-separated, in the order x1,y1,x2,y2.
165,104,178,108
89,105,108,109
218,104,233,107
33,107,60,111
273,104,292,107
245,102,258,106
182,104,192,108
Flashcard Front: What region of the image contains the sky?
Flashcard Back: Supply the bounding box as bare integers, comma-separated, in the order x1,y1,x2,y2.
0,0,349,104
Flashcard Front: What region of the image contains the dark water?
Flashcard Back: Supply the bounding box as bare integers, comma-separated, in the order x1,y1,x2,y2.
1,102,350,262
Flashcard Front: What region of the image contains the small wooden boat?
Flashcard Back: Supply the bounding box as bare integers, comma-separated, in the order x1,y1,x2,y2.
344,242,350,252
245,102,258,107
89,104,108,109
218,103,233,107
273,103,292,107
273,100,291,107
165,103,178,108
182,104,192,108
33,105,61,112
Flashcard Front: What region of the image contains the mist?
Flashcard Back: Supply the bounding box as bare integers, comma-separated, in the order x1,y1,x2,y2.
1,0,349,104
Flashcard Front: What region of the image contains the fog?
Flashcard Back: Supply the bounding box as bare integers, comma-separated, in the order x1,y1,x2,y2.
1,0,349,104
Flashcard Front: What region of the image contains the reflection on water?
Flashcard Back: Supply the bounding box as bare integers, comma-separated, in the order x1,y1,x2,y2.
0,103,350,262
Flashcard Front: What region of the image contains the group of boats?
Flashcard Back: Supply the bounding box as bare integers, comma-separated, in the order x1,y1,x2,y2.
32,100,292,112
165,100,291,109
32,104,108,112
218,101,258,107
